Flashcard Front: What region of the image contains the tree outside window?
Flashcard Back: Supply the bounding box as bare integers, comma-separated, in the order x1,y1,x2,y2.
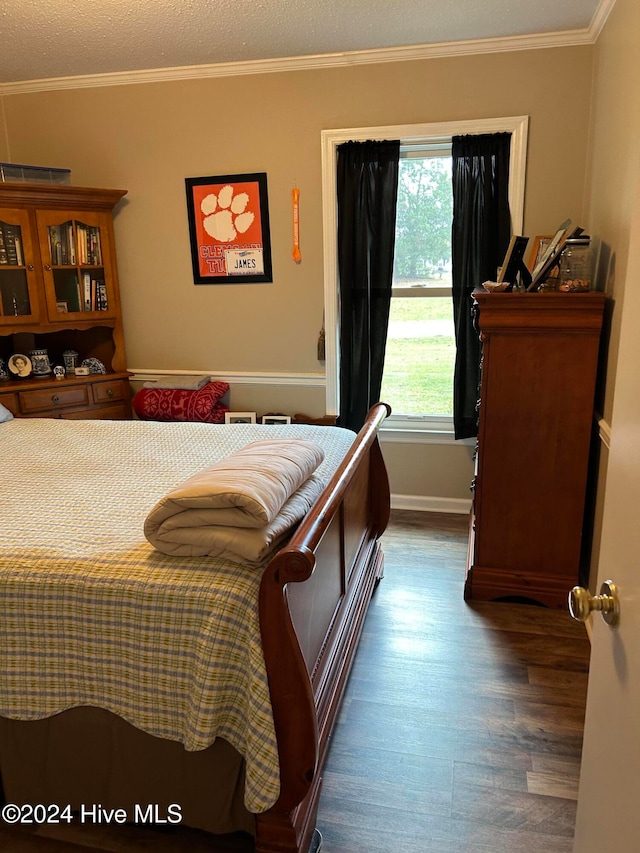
380,154,455,417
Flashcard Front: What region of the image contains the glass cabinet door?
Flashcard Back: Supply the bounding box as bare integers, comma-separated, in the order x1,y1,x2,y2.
0,209,40,325
36,209,116,323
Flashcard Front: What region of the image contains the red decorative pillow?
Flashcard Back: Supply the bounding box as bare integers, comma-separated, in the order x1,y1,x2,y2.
132,381,230,423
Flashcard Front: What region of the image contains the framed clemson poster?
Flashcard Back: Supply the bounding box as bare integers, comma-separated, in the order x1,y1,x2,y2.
185,172,273,284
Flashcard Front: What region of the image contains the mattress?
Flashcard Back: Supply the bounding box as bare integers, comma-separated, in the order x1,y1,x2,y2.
0,417,355,812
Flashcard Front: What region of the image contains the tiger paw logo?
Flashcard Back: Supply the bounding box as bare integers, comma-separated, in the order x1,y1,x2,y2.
200,185,255,243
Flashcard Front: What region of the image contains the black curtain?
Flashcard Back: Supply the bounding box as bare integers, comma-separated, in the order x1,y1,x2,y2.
336,140,400,432
451,133,511,440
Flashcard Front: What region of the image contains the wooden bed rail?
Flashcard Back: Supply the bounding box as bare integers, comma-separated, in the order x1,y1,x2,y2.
257,403,391,852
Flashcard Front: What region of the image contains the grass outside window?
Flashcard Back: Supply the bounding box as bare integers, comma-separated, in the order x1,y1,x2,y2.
380,295,455,417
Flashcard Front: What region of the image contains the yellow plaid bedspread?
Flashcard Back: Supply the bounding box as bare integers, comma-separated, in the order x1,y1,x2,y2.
0,417,355,813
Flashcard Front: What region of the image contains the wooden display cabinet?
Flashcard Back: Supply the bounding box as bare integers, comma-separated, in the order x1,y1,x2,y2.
465,290,606,609
0,183,131,419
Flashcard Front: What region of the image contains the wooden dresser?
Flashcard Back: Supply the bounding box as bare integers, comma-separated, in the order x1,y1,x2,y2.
465,290,606,609
0,373,130,420
0,182,131,419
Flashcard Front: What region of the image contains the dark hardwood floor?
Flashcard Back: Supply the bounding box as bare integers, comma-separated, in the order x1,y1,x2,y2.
0,510,590,852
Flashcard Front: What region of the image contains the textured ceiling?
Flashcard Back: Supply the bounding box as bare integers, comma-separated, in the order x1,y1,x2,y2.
1,0,604,85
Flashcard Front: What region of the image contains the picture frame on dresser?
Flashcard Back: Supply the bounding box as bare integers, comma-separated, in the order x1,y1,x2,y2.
225,412,257,424
527,235,553,271
529,221,570,282
497,235,530,288
7,353,32,379
528,222,584,290
261,414,292,425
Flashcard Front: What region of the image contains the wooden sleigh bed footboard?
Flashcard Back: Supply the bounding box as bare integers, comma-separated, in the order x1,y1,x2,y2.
0,404,391,853
256,402,391,853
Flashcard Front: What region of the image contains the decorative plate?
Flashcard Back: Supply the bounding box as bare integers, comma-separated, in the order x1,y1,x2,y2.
81,357,107,374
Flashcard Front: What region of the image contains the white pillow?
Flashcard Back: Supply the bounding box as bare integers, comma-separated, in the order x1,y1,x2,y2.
0,403,14,422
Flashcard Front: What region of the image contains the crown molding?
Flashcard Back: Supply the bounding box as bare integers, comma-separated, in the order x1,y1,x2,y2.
589,0,617,41
0,26,598,96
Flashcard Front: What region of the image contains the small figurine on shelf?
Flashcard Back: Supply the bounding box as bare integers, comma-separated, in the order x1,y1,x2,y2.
53,365,66,380
0,358,8,380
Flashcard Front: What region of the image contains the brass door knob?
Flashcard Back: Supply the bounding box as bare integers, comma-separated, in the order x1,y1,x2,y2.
569,580,619,626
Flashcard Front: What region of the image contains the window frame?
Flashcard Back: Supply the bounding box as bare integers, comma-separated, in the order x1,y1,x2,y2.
321,116,529,440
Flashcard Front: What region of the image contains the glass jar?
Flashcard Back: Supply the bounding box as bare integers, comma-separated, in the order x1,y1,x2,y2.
558,237,593,292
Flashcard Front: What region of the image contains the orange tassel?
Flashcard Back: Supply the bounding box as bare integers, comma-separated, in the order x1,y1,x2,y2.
292,187,301,263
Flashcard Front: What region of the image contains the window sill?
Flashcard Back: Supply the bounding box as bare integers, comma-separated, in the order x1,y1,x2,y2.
380,416,474,446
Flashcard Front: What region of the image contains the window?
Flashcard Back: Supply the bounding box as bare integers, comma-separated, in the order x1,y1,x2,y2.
321,117,528,440
380,146,454,420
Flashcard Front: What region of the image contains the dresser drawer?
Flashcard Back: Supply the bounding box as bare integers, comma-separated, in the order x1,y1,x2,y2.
91,378,128,404
63,403,129,420
0,391,19,416
19,384,89,414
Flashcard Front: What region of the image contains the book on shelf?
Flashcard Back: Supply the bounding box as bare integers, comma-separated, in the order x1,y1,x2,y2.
77,224,85,264
77,224,102,265
2,224,22,266
0,226,7,264
83,273,92,311
14,235,23,266
96,279,108,310
48,221,76,266
68,222,76,264
48,226,60,264
80,273,109,311
90,226,102,265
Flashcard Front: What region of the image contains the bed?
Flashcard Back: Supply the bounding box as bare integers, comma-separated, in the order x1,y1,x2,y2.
0,402,390,853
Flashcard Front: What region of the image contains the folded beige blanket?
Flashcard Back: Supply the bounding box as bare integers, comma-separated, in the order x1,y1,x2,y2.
144,439,325,564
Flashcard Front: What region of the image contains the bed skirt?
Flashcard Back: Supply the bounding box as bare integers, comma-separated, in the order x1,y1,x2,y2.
0,707,255,837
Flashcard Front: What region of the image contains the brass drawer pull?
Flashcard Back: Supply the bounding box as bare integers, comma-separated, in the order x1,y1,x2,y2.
107,388,114,398
52,395,60,404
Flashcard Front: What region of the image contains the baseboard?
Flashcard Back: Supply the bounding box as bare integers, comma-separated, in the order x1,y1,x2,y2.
390,494,471,514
